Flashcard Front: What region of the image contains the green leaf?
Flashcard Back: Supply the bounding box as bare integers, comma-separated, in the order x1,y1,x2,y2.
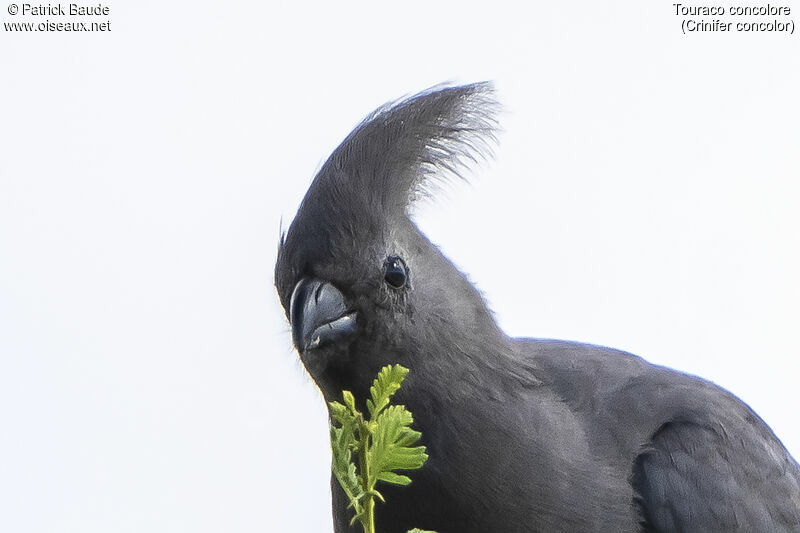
330,425,363,515
342,390,357,415
328,364,432,533
369,404,428,488
375,471,412,486
367,364,409,419
329,401,355,427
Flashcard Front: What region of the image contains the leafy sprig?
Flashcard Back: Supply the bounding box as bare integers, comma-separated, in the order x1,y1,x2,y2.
328,364,435,533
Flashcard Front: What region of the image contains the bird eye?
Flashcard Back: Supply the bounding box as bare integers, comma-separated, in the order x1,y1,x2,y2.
384,256,408,289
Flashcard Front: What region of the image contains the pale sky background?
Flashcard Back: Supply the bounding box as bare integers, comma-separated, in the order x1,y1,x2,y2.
1,1,799,531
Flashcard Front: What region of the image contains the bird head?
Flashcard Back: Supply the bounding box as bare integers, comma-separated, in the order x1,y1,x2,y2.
275,83,504,400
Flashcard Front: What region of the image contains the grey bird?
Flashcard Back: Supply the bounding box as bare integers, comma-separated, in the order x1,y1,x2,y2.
274,82,800,532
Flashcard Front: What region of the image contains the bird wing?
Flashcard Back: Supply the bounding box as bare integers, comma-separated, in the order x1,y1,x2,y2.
519,338,800,531
632,418,800,532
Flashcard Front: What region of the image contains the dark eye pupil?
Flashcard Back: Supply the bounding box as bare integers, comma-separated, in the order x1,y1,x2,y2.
384,257,407,288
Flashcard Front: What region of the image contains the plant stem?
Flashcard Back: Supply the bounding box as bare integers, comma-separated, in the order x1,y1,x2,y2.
363,492,375,533
357,418,375,533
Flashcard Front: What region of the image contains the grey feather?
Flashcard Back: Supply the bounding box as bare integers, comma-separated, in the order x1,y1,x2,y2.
275,82,800,532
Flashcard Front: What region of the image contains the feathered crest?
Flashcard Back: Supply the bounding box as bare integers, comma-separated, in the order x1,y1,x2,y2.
276,83,500,299
308,82,500,221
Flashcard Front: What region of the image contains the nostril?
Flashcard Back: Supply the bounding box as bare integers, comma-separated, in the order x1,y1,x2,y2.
314,281,324,305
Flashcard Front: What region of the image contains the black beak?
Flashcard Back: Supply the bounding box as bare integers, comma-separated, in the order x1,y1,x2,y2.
289,278,357,353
